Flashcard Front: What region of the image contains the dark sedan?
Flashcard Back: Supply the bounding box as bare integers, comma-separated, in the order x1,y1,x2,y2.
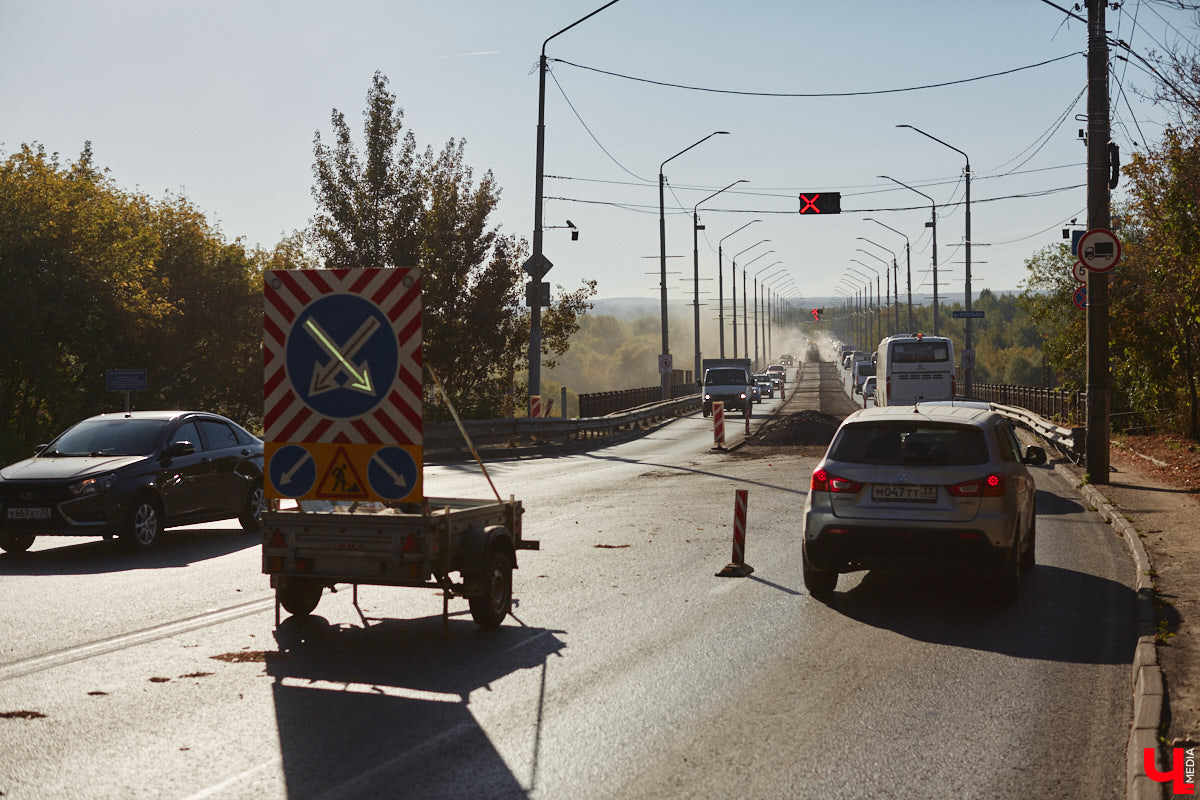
0,411,264,554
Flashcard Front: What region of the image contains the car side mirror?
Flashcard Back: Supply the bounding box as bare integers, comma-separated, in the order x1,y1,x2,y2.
165,440,196,458
1023,445,1047,466
34,443,49,456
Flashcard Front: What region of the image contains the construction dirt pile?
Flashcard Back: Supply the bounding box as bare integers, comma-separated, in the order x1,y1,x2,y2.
748,409,842,449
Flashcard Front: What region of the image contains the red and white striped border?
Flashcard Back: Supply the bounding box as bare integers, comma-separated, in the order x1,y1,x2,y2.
264,268,422,445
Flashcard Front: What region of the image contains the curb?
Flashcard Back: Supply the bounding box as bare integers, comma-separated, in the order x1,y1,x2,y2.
1053,462,1165,800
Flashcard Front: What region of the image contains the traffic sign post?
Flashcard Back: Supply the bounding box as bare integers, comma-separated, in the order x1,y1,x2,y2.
951,310,985,319
1073,284,1088,310
264,268,423,504
1072,260,1088,283
658,354,673,375
106,369,147,414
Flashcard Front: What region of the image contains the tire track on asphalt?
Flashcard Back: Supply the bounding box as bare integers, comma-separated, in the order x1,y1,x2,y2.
0,596,276,682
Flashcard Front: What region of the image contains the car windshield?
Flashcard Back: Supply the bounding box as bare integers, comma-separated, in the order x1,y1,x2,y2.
828,422,988,467
705,369,746,385
44,419,169,457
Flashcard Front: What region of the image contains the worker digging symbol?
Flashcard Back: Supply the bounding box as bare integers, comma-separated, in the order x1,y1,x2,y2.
330,464,359,494
315,445,370,500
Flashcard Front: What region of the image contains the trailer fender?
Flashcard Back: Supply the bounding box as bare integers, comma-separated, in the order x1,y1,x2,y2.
459,524,518,577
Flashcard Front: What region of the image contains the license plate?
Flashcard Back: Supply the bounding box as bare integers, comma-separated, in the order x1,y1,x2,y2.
6,507,51,520
871,484,937,503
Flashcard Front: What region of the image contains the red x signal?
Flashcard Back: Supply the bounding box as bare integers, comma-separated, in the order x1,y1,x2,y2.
797,192,842,215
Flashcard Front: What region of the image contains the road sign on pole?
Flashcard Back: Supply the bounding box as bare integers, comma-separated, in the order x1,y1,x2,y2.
1077,228,1121,272
264,268,423,503
951,310,985,319
658,354,673,375
1073,284,1088,310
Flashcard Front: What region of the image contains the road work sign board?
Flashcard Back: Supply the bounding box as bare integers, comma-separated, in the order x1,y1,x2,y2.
263,268,422,503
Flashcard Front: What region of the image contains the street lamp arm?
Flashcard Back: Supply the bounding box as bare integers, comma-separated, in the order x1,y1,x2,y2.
879,175,935,210
856,236,896,259
662,131,730,174
720,219,761,248
732,239,770,261
863,217,910,246
695,179,747,214
543,0,623,54
854,249,889,269
741,250,776,270
897,124,969,166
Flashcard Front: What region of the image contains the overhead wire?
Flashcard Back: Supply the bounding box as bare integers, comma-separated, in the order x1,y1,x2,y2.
547,52,1083,98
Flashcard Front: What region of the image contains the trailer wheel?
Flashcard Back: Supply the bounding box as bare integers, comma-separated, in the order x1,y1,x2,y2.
277,578,322,617
469,550,513,628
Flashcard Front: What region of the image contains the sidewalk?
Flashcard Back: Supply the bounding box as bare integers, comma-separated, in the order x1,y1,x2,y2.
1056,449,1200,799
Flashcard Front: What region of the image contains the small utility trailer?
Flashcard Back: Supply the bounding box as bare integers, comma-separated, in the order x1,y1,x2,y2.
262,496,537,628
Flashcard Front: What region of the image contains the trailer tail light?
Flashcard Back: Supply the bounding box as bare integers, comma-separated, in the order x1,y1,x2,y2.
265,556,284,573
948,473,1006,498
294,557,313,572
266,528,285,549
951,374,957,397
811,469,863,494
886,377,892,401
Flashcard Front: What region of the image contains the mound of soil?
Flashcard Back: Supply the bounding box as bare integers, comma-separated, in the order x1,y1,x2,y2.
750,409,842,448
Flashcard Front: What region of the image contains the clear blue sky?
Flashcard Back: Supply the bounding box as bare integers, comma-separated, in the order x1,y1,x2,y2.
2,1,1192,310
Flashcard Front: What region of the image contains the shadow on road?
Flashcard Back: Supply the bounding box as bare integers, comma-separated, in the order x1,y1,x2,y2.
823,564,1136,665
0,526,258,575
1035,488,1087,515
268,611,565,799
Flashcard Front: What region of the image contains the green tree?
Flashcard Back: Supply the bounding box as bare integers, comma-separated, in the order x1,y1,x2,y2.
309,72,594,419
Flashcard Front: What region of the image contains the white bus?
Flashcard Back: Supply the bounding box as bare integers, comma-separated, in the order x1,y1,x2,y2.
874,334,956,406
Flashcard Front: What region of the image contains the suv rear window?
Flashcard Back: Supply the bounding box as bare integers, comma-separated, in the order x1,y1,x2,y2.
828,422,988,466
706,369,747,385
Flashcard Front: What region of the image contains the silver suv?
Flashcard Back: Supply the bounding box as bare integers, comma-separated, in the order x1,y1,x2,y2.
801,405,1046,600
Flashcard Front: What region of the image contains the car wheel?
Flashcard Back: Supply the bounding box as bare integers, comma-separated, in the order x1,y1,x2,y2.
0,534,36,555
1020,514,1037,572
277,577,322,617
122,495,163,552
239,483,265,532
469,549,513,628
802,546,838,596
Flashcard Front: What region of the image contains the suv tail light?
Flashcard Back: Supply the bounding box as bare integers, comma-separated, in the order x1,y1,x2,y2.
948,473,1006,498
811,468,863,494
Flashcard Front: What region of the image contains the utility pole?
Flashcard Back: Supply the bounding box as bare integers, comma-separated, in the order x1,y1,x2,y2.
1085,0,1111,483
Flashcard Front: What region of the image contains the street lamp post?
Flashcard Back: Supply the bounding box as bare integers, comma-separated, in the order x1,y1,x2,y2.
846,268,875,346
764,274,792,364
858,237,899,333
659,131,730,399
730,239,769,361
717,219,759,358
898,124,972,394
740,250,774,361
879,175,939,335
854,251,888,338
865,217,912,331
529,0,624,410
693,180,746,382
754,265,785,369
850,260,881,344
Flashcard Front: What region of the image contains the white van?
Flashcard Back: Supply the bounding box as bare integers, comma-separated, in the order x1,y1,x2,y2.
874,334,956,406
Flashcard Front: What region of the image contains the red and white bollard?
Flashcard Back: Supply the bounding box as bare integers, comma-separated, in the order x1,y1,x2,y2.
744,398,751,435
716,489,754,577
712,401,725,447
529,395,542,418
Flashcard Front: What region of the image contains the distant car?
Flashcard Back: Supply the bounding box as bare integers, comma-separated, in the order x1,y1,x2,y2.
863,376,877,400
842,352,855,370
0,411,265,554
754,375,775,399
750,382,762,404
801,405,1046,600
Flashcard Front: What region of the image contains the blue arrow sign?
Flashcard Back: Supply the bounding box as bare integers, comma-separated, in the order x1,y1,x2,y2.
287,294,399,420
367,446,418,501
269,444,317,498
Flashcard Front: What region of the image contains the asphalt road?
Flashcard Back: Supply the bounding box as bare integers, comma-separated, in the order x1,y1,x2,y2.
0,359,1135,799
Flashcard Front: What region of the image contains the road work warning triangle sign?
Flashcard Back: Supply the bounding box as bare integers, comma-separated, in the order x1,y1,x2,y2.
315,446,370,500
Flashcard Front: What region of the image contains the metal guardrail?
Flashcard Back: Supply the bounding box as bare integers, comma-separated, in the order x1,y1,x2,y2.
991,402,1085,456
974,383,1085,424
425,393,701,455
579,381,697,417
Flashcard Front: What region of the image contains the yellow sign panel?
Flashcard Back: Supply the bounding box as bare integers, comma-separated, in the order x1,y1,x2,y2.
265,441,422,504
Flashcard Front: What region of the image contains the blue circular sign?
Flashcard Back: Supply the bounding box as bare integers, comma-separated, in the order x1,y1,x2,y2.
287,294,399,420
367,447,418,501
269,445,316,498
1073,285,1087,310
